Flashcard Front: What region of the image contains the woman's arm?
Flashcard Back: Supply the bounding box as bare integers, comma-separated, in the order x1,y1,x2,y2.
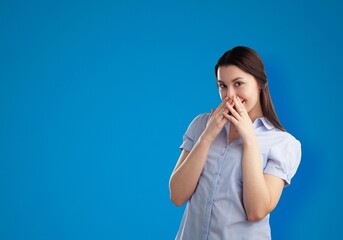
169,98,230,206
241,136,284,221
224,96,285,221
169,138,211,206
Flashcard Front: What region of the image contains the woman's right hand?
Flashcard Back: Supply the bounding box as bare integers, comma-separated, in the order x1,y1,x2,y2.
201,97,231,144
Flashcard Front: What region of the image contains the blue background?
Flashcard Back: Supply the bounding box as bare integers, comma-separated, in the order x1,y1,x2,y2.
1,0,342,239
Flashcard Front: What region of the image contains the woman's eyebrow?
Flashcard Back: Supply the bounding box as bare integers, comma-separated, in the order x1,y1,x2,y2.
217,77,243,83
231,77,243,82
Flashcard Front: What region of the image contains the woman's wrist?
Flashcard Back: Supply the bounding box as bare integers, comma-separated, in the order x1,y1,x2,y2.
242,134,259,148
198,134,214,148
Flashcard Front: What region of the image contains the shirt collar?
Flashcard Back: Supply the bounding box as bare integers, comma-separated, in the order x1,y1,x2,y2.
259,117,275,130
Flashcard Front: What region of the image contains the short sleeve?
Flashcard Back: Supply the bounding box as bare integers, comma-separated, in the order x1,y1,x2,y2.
179,113,209,152
264,135,301,186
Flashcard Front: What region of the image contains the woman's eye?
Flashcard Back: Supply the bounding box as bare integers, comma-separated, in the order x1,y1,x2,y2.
219,83,227,88
234,82,243,87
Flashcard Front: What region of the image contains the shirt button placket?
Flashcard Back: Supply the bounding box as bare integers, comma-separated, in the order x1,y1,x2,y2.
205,145,228,239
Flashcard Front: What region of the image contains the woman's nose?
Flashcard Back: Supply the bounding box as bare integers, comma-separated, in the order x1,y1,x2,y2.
226,87,235,98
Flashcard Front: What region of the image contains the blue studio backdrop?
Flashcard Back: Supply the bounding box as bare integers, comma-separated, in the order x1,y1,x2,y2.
1,0,343,239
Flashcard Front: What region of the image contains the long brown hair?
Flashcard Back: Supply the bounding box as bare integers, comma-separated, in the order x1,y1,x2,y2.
214,46,285,131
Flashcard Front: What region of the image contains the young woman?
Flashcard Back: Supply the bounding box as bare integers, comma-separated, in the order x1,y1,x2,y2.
169,46,301,239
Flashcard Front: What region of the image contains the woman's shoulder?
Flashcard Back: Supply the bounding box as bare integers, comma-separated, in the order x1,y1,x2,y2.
184,113,210,134
260,118,301,146
271,130,301,154
191,113,211,124
274,127,300,144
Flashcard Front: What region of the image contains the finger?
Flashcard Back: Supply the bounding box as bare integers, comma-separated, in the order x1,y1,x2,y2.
213,97,229,117
233,96,245,115
218,97,229,109
208,99,227,126
223,111,239,125
222,98,234,116
207,110,227,128
226,101,241,119
227,98,234,110
218,117,229,129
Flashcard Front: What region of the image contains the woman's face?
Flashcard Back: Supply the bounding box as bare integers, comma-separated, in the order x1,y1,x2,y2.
217,65,263,120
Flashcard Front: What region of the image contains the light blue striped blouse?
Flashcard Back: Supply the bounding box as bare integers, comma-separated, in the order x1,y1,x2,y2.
176,113,301,240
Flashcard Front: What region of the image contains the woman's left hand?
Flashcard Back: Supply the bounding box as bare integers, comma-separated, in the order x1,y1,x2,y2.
223,96,255,142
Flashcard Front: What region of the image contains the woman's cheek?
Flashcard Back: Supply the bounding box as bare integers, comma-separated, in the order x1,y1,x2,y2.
219,89,226,100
